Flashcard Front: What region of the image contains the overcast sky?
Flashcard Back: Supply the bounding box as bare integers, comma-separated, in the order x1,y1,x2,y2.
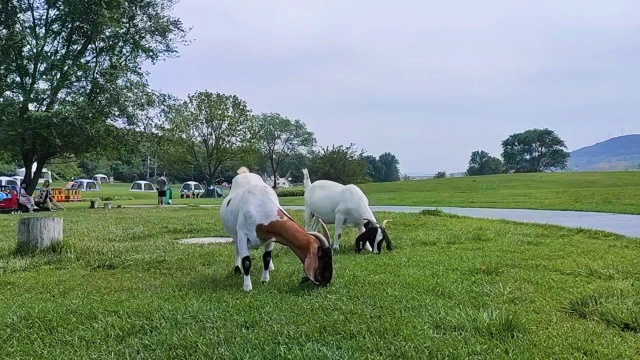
146,0,640,174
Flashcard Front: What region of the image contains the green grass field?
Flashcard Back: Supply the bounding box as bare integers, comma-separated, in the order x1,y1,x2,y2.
287,171,640,214
1,208,639,358
56,171,640,214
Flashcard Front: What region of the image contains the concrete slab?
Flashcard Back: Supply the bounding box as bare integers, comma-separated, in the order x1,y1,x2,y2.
177,237,233,244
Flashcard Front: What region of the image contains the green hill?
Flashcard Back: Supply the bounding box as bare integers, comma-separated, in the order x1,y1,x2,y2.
568,134,640,171
277,171,640,214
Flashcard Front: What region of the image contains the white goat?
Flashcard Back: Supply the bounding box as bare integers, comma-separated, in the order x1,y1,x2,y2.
221,166,333,291
302,169,393,253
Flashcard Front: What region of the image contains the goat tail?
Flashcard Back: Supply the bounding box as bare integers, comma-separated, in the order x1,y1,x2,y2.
237,166,250,174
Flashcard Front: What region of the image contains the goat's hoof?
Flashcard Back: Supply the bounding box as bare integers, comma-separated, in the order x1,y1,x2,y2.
234,266,241,275
243,284,253,291
261,272,270,282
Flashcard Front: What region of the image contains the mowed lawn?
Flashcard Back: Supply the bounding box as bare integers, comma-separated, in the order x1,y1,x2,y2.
57,171,640,214
1,207,639,358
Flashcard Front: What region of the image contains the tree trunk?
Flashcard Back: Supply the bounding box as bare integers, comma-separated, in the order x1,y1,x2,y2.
18,217,64,251
21,156,48,195
271,158,277,189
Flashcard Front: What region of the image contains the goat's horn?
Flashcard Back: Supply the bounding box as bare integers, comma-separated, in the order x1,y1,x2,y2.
382,220,391,227
308,231,330,249
317,219,331,244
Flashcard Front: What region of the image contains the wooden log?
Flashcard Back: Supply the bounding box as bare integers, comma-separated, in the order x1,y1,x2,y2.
18,217,63,251
104,202,112,209
89,199,99,209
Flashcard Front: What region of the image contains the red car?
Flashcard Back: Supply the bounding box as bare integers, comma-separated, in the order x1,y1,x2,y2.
0,185,21,213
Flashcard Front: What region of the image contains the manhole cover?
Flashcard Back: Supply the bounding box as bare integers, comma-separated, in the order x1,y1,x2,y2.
177,237,234,244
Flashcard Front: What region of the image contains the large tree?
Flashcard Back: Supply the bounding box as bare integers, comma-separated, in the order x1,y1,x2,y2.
377,152,400,182
363,155,384,182
307,143,368,185
466,150,503,176
161,90,257,182
501,128,570,173
0,0,189,193
255,113,315,188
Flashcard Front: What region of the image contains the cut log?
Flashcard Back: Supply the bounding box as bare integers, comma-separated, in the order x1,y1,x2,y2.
104,202,112,209
18,217,64,251
89,199,99,209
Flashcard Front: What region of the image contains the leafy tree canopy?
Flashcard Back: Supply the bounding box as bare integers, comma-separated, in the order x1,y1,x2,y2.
466,150,503,176
377,152,400,182
307,143,368,185
161,90,257,182
0,0,189,193
254,112,316,188
501,128,570,173
364,152,400,183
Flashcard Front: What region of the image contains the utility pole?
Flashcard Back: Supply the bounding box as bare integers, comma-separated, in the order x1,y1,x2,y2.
146,155,150,179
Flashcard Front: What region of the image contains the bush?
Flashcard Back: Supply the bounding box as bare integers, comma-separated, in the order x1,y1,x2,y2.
277,188,305,197
100,196,135,201
434,171,447,178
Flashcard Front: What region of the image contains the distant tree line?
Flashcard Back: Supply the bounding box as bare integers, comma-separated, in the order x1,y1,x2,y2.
465,128,570,176
0,1,400,193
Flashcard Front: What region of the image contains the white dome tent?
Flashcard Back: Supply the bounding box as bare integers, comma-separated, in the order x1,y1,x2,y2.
16,162,52,183
93,174,109,184
129,181,156,192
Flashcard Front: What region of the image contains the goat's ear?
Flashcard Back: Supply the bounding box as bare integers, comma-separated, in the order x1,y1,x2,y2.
303,245,319,284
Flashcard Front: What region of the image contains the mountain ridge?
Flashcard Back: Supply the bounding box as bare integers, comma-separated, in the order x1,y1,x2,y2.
568,134,640,171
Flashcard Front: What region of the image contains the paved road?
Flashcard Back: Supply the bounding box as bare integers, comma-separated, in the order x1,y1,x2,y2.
280,205,640,239
123,204,640,238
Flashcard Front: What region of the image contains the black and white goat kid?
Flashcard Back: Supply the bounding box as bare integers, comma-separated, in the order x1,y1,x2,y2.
354,219,393,254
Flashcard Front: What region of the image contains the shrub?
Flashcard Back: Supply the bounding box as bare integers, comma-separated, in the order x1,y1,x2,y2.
100,196,134,201
277,188,305,197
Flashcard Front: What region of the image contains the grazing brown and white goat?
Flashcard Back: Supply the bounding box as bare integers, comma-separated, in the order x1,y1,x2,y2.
220,167,333,291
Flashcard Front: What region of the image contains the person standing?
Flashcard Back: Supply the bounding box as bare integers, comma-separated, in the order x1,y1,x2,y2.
156,173,168,205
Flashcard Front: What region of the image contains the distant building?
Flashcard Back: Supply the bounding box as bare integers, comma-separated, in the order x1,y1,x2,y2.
406,171,467,180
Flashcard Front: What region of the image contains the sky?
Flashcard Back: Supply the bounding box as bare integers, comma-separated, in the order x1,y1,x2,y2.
146,0,640,175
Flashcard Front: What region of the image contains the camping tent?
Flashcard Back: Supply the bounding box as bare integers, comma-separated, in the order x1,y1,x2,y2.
16,162,52,183
70,179,100,191
93,174,109,183
129,181,156,192
180,181,204,196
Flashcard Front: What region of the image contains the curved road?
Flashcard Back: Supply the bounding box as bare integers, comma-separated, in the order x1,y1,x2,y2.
280,205,640,239
124,204,640,238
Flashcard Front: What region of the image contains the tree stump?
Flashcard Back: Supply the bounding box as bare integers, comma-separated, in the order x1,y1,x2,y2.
89,199,99,209
104,202,112,209
18,217,64,251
